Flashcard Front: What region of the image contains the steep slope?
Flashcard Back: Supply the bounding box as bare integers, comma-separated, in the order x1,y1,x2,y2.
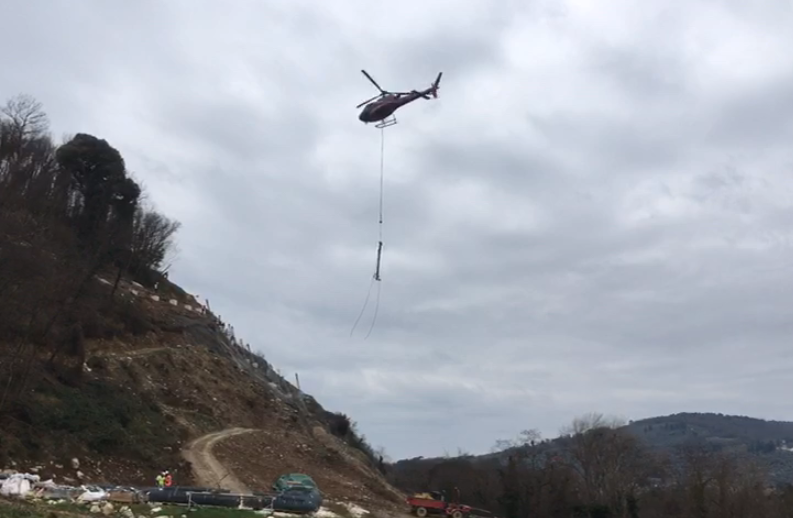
0,272,405,509
0,99,404,512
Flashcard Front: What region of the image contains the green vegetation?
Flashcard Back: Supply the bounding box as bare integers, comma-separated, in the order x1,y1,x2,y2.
12,379,175,460
0,499,264,518
128,503,264,517
137,505,263,518
0,505,47,518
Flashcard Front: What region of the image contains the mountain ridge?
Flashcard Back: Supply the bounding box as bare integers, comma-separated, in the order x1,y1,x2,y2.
392,412,793,464
388,411,793,489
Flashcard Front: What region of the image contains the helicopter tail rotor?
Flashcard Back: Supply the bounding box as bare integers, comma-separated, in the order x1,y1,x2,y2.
431,72,442,98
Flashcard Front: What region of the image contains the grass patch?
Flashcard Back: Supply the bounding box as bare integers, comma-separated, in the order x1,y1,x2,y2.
0,507,49,518
129,503,266,517
12,378,175,461
5,499,268,518
0,498,59,518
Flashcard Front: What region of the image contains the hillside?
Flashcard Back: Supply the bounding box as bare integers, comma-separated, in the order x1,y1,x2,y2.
0,94,405,513
386,412,793,517
390,413,793,483
0,249,405,511
626,413,793,484
626,412,793,450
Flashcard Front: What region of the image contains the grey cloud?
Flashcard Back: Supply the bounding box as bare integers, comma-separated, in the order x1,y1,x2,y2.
705,73,793,148
6,0,793,460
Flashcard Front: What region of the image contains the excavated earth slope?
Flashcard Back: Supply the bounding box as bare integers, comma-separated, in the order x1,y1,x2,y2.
0,274,406,513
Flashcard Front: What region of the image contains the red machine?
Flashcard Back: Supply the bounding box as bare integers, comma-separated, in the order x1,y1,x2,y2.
407,489,472,518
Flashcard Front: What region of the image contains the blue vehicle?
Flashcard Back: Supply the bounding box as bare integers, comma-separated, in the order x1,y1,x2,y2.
270,473,323,513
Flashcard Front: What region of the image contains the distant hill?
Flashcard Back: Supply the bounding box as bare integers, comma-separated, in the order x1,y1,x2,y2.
389,412,793,488
386,412,793,517
627,412,793,452
626,412,793,484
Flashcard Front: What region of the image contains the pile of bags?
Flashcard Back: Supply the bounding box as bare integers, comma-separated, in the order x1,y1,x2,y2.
0,472,41,498
0,472,140,503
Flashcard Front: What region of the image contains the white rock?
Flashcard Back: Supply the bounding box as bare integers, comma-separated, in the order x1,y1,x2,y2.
102,502,115,515
89,504,101,513
71,458,80,469
76,470,85,479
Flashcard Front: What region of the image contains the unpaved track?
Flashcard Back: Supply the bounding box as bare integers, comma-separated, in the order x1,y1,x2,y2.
182,427,257,494
94,346,169,359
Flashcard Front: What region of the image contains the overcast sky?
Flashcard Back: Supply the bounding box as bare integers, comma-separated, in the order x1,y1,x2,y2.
4,0,793,460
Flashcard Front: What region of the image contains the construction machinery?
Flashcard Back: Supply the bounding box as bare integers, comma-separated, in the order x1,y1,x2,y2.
407,488,472,518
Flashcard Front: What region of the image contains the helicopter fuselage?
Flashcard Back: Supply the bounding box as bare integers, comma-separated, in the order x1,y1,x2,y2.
358,93,419,123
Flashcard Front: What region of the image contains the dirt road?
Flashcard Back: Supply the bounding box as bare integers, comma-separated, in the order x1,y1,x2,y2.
181,427,257,494
93,346,170,359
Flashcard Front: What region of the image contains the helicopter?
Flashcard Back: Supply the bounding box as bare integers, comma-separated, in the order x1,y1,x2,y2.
356,70,442,128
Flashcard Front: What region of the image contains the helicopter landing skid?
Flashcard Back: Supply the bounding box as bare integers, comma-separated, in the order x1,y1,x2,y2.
375,116,397,129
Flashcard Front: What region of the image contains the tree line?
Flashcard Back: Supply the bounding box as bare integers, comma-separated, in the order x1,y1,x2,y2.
387,413,793,518
0,93,180,413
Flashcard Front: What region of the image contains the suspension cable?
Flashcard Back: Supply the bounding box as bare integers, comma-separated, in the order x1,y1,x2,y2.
350,127,385,338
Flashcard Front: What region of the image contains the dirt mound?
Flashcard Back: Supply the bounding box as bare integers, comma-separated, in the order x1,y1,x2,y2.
212,428,406,510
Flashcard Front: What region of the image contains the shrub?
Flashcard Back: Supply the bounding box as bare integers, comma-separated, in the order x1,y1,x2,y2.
328,412,352,438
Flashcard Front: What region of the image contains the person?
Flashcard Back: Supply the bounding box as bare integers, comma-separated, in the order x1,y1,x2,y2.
155,472,165,488
164,470,173,487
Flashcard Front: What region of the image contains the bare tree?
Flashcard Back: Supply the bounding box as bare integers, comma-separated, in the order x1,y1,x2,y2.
1,94,49,140
130,202,181,277
561,413,650,517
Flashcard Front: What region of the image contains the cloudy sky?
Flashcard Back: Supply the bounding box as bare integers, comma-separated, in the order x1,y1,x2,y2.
4,0,793,460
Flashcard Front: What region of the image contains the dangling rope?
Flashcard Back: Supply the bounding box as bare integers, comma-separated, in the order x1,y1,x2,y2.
350,127,386,338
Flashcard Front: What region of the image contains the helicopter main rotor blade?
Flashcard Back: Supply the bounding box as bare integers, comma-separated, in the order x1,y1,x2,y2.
361,69,385,93
356,93,383,109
